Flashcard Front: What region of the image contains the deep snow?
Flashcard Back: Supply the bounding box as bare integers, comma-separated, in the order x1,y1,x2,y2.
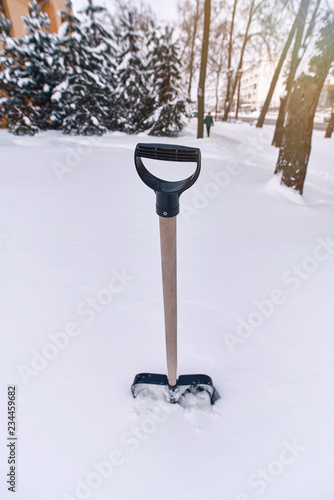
0,120,334,500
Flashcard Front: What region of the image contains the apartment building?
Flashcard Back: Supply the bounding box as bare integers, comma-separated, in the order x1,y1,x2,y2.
0,0,66,36
318,74,334,110
240,57,333,114
240,57,287,111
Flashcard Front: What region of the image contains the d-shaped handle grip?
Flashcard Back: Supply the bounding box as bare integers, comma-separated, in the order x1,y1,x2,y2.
134,143,201,217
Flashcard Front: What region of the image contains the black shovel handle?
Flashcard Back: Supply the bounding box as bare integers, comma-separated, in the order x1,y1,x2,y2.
134,143,201,217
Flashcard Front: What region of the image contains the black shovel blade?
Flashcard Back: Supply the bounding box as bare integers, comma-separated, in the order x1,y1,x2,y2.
131,373,220,405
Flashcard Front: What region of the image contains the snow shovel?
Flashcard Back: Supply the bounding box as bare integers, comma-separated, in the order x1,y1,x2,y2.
131,143,219,405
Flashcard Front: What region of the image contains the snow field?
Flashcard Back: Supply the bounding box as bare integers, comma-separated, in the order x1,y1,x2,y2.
0,120,334,500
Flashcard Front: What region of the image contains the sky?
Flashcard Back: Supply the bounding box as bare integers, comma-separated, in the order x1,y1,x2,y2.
71,0,179,23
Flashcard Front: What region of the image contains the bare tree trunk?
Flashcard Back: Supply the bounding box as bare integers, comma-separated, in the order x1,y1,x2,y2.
235,73,242,119
225,0,256,121
275,11,334,193
275,73,331,193
222,0,238,122
188,0,200,99
325,111,334,138
214,32,225,120
256,17,297,128
272,0,310,147
197,0,211,139
302,0,321,44
214,60,222,120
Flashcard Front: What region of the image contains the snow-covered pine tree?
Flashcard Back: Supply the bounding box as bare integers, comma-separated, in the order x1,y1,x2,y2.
52,0,115,135
115,8,155,133
0,1,59,135
0,13,40,135
147,26,190,137
80,0,111,46
0,11,11,38
79,0,119,130
0,13,14,128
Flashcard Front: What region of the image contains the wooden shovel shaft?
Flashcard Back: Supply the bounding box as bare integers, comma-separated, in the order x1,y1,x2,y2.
159,216,177,387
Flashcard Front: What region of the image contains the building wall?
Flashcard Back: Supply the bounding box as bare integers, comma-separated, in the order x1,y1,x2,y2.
240,58,287,111
318,74,334,109
1,0,66,37
240,59,333,113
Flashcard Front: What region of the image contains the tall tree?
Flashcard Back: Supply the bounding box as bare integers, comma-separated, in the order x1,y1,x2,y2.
207,1,229,119
0,0,59,134
187,0,201,99
224,0,256,120
0,11,11,37
222,0,238,121
177,0,203,101
272,0,311,147
148,26,190,136
325,111,334,138
256,15,297,128
274,11,334,194
116,9,155,133
212,28,227,119
324,86,334,138
235,68,242,119
0,13,13,129
80,0,116,51
197,0,211,138
79,0,118,130
51,0,113,134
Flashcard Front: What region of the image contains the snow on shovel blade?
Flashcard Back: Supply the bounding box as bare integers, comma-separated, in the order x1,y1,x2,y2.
178,374,220,405
131,373,220,405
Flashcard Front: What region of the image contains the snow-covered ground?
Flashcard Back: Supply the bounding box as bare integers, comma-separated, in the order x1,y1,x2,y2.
1,120,334,500
235,109,332,124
